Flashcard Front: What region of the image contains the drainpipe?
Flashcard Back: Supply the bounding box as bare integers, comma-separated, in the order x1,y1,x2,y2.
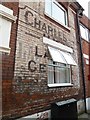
76,9,87,113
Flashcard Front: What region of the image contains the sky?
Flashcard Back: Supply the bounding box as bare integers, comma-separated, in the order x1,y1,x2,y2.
77,0,90,17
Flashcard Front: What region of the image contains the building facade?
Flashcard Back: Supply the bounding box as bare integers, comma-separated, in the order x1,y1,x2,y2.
1,1,89,119
79,15,90,112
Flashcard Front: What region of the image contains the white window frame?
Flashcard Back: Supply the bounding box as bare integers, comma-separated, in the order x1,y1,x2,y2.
80,23,89,42
0,4,16,53
45,0,68,27
43,37,76,87
48,61,72,87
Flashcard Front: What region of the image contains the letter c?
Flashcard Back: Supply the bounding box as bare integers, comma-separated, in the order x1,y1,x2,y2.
28,60,36,72
25,11,33,26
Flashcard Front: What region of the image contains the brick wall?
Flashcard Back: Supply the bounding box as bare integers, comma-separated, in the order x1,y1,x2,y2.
80,15,90,97
9,2,82,119
80,15,90,29
2,2,19,80
2,2,85,119
82,40,90,98
2,2,19,119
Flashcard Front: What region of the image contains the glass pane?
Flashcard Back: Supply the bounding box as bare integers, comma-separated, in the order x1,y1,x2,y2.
80,25,86,40
85,29,89,41
48,62,71,84
55,66,66,83
89,32,90,41
0,17,11,48
45,0,52,16
52,2,66,25
48,60,54,84
48,46,67,64
55,63,70,83
66,67,70,83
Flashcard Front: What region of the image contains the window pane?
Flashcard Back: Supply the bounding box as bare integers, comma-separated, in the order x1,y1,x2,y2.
85,29,89,41
52,2,66,25
65,66,71,83
80,25,86,40
55,64,66,83
0,17,12,48
89,32,90,41
55,63,70,83
48,62,71,84
45,0,52,16
48,60,54,84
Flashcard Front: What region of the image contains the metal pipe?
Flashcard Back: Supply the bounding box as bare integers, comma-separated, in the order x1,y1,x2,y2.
76,9,87,113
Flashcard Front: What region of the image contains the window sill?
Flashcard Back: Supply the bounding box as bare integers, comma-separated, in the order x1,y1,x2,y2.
0,46,11,54
48,83,73,87
45,13,71,32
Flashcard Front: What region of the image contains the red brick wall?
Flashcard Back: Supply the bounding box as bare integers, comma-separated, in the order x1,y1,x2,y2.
2,2,19,80
80,15,90,29
82,40,90,97
2,2,19,119
80,15,90,97
3,81,80,119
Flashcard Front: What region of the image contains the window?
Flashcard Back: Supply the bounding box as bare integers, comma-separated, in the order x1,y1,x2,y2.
0,4,16,53
45,0,67,26
80,24,89,41
48,61,71,84
43,37,77,87
0,17,12,49
48,46,77,87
